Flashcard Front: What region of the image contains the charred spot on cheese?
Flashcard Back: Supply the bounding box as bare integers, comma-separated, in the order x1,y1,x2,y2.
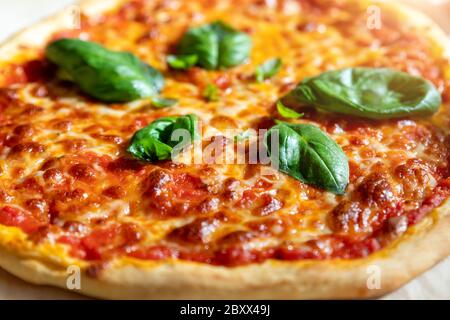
143,169,209,217
168,217,220,244
329,171,401,234
329,201,368,234
356,171,398,206
394,159,435,201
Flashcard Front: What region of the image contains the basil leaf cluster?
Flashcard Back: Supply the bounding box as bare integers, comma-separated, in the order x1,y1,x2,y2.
255,58,282,82
170,21,252,70
127,114,199,162
151,97,178,108
265,121,349,194
282,67,441,119
276,101,303,119
46,39,164,102
167,54,198,70
203,84,219,102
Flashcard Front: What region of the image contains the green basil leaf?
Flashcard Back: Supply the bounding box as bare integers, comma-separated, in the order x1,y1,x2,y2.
176,21,252,70
203,84,219,102
46,39,164,102
127,117,176,162
276,100,303,119
151,97,178,108
265,121,349,194
127,114,198,162
282,67,441,120
216,22,252,69
167,54,198,70
55,68,73,81
169,114,200,148
255,58,282,82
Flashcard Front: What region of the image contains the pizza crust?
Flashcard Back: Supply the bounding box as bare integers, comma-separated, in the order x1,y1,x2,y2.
0,0,449,299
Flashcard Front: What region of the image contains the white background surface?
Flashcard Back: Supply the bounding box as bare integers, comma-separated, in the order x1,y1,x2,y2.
0,0,448,300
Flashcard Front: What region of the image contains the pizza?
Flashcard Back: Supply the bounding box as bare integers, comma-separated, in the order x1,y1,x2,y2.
0,0,449,299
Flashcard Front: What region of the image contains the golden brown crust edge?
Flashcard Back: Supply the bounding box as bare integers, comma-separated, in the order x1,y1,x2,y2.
0,0,449,299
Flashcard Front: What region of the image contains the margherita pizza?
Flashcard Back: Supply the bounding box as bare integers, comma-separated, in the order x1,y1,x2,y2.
0,0,449,299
